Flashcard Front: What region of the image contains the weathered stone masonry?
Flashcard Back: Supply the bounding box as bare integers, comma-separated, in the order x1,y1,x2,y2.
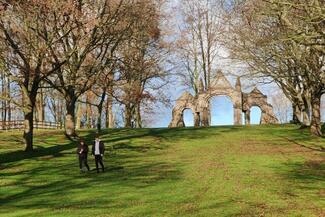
169,71,278,128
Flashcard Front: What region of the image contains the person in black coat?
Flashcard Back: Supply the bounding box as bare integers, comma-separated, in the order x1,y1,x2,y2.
77,139,90,172
92,135,105,173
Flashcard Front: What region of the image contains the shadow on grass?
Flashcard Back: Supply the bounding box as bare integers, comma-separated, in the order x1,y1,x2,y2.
0,127,239,211
0,131,100,165
1,125,323,216
0,126,243,166
102,126,241,141
269,159,325,199
280,137,325,152
284,160,325,183
0,155,182,211
0,127,242,214
112,142,164,152
256,124,325,151
0,143,75,165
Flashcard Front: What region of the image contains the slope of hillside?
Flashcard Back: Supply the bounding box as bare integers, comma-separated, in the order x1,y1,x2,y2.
0,125,324,217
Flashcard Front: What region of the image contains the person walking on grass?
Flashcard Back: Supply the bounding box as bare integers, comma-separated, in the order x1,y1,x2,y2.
92,135,105,173
77,139,90,173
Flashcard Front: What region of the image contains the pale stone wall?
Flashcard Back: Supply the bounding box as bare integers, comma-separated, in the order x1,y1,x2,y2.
242,88,278,125
169,71,279,128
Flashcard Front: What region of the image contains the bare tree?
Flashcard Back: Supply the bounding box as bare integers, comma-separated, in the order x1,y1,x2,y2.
115,0,169,128
0,1,68,151
270,90,292,124
225,0,325,136
174,0,225,94
0,70,12,124
46,89,65,127
45,0,134,138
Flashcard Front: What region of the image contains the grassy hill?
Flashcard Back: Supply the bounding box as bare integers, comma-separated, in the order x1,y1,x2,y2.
0,125,324,217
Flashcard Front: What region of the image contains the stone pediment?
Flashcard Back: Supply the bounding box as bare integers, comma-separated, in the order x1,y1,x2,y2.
250,87,266,98
210,70,234,90
177,91,194,101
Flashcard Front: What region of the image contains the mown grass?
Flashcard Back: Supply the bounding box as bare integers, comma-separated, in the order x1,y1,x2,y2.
0,125,324,217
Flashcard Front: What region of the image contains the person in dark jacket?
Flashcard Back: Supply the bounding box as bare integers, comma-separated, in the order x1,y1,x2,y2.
92,135,105,173
77,139,90,172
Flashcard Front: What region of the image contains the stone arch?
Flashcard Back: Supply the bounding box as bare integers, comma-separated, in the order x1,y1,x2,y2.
249,106,262,125
168,92,200,128
196,72,242,126
169,71,278,128
243,88,279,125
183,108,195,127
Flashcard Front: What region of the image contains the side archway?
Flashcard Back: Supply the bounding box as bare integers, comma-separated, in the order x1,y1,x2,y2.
169,92,200,128
243,88,279,125
183,109,195,127
250,106,262,125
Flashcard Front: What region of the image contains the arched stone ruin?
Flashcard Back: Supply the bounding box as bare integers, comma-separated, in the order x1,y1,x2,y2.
169,71,278,128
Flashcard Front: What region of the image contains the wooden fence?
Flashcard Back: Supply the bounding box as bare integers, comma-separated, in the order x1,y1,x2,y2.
0,120,62,130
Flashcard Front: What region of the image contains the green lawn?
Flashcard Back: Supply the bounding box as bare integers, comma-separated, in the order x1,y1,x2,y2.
0,125,324,217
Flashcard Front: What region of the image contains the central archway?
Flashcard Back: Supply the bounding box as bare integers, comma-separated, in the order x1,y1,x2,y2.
210,95,234,126
183,108,194,127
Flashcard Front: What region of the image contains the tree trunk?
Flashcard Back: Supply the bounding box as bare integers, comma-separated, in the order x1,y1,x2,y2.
124,103,132,128
76,101,82,130
23,108,34,152
23,91,37,152
1,72,6,126
36,90,45,122
105,98,109,128
97,91,106,132
302,97,312,126
65,98,77,138
310,96,322,136
57,98,64,128
86,92,92,129
97,108,102,132
105,94,114,128
135,103,142,128
301,108,311,126
292,104,301,124
7,76,11,122
97,105,103,132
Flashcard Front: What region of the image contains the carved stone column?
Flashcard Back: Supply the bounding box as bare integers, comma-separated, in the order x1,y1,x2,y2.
194,112,201,127
176,111,185,127
260,106,279,124
234,103,242,125
201,108,210,127
177,119,185,127
245,110,251,125
261,112,267,124
169,109,185,128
